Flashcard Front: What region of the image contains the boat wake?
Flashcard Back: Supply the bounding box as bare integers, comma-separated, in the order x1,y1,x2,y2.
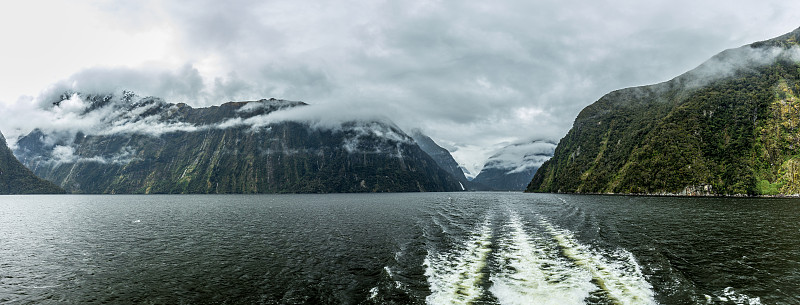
489,212,595,305
541,218,656,305
422,210,657,305
425,217,493,305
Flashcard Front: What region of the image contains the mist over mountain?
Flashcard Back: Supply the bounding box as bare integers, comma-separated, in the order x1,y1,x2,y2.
14,92,462,194
472,140,555,191
528,27,800,195
459,166,476,181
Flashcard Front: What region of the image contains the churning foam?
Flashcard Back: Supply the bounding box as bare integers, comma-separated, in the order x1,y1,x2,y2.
541,219,657,305
425,217,492,305
705,287,762,305
489,213,595,305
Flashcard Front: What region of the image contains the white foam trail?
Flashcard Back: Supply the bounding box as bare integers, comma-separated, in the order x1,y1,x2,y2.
367,266,405,301
705,287,762,305
384,266,404,289
489,213,594,305
541,219,658,305
431,215,450,235
425,217,492,305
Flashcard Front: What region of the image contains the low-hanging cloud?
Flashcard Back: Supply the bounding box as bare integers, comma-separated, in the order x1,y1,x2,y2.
2,91,202,149
37,65,205,106
681,45,800,89
5,89,418,165
49,145,137,165
3,0,800,170
217,102,416,156
481,141,557,174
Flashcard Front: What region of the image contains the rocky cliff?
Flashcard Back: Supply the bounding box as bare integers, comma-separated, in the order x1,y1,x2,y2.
528,27,800,196
14,94,463,194
410,130,473,190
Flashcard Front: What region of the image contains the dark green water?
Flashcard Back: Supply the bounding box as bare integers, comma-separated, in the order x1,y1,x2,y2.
1,193,798,304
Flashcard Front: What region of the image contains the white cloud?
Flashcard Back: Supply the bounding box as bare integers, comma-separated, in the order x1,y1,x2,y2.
49,144,137,165
482,141,558,174
2,0,800,169
5,90,416,163
51,145,77,163
0,1,172,104
682,45,800,88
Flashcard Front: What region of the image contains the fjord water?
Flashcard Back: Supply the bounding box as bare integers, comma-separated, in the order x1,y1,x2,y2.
1,193,798,304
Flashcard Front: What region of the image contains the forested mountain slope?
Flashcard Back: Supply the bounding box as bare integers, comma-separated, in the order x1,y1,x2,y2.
0,131,64,194
528,27,800,195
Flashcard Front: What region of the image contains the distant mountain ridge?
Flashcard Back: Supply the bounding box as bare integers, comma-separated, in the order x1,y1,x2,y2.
14,93,463,194
473,140,555,191
528,27,800,196
0,131,64,194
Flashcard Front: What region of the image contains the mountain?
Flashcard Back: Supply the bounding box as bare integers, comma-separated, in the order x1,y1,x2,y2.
528,27,800,196
473,141,555,191
14,93,463,194
0,131,65,194
410,130,470,190
459,166,476,181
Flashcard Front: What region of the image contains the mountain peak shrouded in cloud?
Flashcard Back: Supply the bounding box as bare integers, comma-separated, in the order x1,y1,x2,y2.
3,89,307,149
14,93,463,194
2,1,800,170
5,87,420,151
472,140,556,191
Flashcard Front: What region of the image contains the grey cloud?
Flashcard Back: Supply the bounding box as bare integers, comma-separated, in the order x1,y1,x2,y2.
8,0,800,169
36,65,206,106
256,64,335,100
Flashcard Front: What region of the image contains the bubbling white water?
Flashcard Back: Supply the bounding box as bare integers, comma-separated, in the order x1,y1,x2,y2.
541,218,657,305
489,212,595,305
424,217,493,305
422,209,658,305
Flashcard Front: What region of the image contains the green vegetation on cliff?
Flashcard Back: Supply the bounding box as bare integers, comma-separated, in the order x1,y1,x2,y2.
528,27,800,196
0,131,65,194
15,98,462,194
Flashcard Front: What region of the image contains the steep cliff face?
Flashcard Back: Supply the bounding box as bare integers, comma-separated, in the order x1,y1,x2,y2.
411,130,471,190
14,94,462,194
528,27,800,196
0,131,64,194
473,141,555,191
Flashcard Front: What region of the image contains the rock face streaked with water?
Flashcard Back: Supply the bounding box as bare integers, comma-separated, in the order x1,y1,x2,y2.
13,94,462,194
2,193,796,304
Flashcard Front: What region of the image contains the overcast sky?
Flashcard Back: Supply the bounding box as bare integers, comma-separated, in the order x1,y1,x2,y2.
1,0,799,174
